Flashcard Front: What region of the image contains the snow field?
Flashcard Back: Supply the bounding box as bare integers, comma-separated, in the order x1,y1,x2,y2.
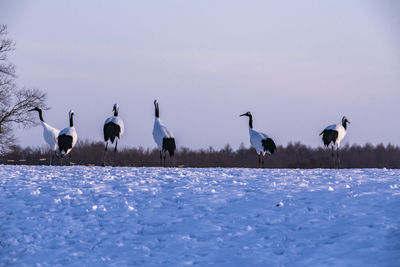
0,166,399,266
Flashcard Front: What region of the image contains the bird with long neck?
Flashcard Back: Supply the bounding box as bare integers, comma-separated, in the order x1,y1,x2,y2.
243,112,254,128
57,110,78,165
102,104,124,166
320,116,350,168
154,100,159,118
29,107,60,165
153,100,176,167
32,107,44,122
342,116,349,130
240,111,276,168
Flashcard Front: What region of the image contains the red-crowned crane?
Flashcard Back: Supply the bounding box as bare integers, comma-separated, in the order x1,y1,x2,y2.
29,107,60,165
152,100,176,167
102,104,124,166
240,111,277,168
320,116,350,168
57,110,78,165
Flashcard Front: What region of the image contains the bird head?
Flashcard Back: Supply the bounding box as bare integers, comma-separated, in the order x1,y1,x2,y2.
342,116,350,125
154,99,160,117
113,103,119,111
68,110,75,127
29,107,41,112
113,104,119,115
240,111,252,117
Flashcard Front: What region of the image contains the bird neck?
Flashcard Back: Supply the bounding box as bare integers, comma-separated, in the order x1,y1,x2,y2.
155,105,159,118
113,110,118,116
342,120,347,130
37,109,44,122
69,114,74,127
248,115,253,128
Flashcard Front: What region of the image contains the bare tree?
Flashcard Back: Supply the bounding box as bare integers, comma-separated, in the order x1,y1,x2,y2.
0,24,48,154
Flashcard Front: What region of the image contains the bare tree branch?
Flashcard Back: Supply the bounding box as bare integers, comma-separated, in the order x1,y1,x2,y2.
0,25,16,78
0,24,48,153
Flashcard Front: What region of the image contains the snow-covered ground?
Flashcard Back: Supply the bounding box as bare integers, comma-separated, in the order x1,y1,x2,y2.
0,166,399,266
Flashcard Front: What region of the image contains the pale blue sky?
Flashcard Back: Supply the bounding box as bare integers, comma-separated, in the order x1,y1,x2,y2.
1,0,399,150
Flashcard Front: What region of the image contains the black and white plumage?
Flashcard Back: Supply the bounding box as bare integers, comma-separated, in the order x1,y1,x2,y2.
320,116,350,168
152,100,176,167
240,111,277,168
29,107,60,165
57,110,78,163
102,104,124,166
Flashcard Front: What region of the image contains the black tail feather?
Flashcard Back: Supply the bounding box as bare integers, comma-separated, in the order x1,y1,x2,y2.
162,137,176,157
321,130,338,147
104,122,120,143
58,134,73,155
262,138,277,154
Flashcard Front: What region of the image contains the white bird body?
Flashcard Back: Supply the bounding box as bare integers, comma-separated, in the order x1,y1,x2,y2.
320,116,350,168
30,107,60,165
152,100,176,166
323,123,346,146
153,117,174,150
58,110,78,157
104,116,125,138
249,127,270,155
40,121,60,151
58,126,78,156
102,104,124,166
240,111,276,168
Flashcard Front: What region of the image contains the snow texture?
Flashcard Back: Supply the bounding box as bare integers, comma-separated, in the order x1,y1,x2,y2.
1,166,399,266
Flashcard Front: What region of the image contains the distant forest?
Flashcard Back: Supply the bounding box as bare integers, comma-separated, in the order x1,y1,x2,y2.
2,140,400,169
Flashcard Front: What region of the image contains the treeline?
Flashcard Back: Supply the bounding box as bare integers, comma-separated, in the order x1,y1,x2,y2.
2,140,400,168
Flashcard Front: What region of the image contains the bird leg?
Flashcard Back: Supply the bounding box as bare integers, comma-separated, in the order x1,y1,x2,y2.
331,145,335,169
163,151,166,167
261,154,265,169
52,151,56,165
159,150,162,166
171,155,175,168
337,147,341,169
113,140,118,167
102,141,108,166
54,151,58,165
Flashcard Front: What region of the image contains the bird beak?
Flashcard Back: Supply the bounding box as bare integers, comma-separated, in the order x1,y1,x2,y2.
347,120,351,124
239,113,246,117
28,108,36,112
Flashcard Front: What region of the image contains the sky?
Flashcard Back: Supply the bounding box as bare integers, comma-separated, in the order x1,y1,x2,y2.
1,0,399,150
